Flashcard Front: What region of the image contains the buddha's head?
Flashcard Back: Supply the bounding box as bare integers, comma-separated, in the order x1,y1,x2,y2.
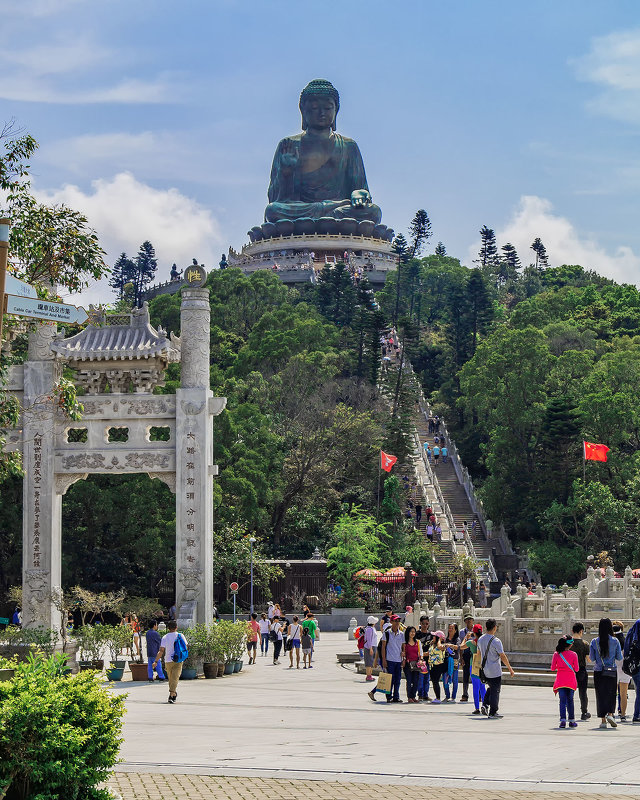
299,78,340,131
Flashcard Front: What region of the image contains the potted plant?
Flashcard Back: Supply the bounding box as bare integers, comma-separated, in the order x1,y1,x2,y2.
185,624,210,678
231,620,249,672
104,625,130,681
179,630,199,681
75,626,97,670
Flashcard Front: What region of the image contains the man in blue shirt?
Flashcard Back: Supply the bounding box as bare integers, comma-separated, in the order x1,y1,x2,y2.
146,621,165,682
381,615,405,703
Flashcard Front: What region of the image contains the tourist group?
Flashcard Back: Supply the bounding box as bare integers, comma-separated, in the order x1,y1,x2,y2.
360,611,640,728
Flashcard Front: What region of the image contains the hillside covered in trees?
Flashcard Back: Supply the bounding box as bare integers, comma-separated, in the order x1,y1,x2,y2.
383,228,640,583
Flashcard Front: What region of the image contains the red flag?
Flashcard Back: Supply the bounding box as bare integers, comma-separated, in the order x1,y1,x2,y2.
380,450,397,472
584,441,610,462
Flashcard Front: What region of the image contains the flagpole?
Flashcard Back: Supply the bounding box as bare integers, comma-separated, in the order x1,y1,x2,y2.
376,459,381,521
583,441,586,483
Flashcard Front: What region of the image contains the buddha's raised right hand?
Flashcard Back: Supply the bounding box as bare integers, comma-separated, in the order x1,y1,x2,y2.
279,140,299,175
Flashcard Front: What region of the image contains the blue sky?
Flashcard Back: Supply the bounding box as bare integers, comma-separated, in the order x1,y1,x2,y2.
2,0,640,302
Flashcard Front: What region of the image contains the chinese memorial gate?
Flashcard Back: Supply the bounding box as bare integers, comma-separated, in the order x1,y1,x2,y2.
3,280,225,630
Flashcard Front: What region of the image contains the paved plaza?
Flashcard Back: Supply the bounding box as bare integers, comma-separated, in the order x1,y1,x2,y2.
108,632,640,798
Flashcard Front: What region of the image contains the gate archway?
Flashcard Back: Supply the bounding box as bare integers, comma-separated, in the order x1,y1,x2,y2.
4,284,225,630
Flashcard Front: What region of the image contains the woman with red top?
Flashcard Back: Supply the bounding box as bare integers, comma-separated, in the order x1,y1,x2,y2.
551,634,579,728
402,626,422,703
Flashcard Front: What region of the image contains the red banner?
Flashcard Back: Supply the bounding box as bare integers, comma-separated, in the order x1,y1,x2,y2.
380,450,397,472
584,441,610,462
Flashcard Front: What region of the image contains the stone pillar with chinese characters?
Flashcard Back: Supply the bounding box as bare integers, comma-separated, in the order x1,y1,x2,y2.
175,287,226,625
22,322,62,630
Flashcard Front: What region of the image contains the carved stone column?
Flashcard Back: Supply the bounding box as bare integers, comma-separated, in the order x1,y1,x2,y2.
175,289,226,626
22,322,61,630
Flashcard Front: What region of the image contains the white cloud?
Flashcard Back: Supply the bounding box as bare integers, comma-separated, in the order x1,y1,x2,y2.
0,0,82,17
467,195,640,286
573,29,640,123
2,40,111,76
34,172,223,306
0,74,180,105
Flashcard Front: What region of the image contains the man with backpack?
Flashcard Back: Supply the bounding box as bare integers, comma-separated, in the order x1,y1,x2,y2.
381,614,404,703
152,620,188,704
477,618,515,719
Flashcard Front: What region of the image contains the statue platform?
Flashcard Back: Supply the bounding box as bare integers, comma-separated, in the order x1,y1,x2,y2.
227,231,398,287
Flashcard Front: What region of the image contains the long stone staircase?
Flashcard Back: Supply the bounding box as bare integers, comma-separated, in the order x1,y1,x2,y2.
415,414,494,561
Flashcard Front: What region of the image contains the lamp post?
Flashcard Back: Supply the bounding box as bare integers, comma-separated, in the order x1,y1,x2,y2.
0,218,10,345
249,536,256,613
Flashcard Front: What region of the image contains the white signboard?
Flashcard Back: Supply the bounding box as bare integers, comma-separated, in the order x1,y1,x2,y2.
5,294,88,324
5,274,37,299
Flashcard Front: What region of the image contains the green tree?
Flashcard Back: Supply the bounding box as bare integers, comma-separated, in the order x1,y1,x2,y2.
434,242,447,256
408,209,432,258
109,252,135,299
531,237,549,268
326,508,389,587
132,240,158,305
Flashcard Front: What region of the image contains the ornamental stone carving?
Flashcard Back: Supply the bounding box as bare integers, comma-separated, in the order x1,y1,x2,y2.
178,566,203,602
179,290,210,389
181,400,205,416
55,473,88,495
148,471,177,493
124,452,170,469
62,453,105,470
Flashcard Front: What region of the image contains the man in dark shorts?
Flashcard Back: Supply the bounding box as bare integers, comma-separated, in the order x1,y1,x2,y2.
571,622,591,720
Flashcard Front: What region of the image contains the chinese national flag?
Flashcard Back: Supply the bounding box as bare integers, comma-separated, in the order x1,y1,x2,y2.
584,441,610,462
381,450,398,472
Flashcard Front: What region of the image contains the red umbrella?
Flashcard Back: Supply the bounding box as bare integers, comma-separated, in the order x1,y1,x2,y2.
385,566,418,577
353,568,383,581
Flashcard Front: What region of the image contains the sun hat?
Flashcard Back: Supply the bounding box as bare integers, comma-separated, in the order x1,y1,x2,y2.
367,615,379,624
464,614,474,621
390,614,401,621
433,630,446,639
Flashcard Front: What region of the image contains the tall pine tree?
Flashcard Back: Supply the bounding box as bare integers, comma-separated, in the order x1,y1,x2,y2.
477,226,499,270
133,241,158,306
530,237,549,269
466,269,493,354
109,252,135,299
408,209,432,258
391,233,410,325
499,242,521,285
434,242,447,256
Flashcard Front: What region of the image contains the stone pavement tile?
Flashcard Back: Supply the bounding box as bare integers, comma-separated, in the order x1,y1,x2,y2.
107,774,635,800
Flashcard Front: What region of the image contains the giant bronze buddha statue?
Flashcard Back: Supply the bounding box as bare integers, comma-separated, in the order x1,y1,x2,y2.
248,79,392,242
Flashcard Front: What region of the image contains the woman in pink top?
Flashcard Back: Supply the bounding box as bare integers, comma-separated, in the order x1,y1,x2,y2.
551,634,579,728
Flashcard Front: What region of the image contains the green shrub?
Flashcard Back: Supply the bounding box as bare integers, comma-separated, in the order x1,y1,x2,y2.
0,653,125,799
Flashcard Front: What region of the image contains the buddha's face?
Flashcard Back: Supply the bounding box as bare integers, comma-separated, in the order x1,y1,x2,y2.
302,96,337,130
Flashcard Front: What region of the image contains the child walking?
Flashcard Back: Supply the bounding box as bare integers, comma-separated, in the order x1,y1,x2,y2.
551,634,579,728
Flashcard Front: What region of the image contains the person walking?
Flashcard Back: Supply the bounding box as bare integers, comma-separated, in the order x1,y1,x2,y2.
381,614,404,703
152,620,187,704
267,601,275,621
363,616,378,682
145,620,166,683
613,621,631,721
424,443,432,463
477,582,488,608
402,626,422,703
589,617,623,728
247,612,260,665
427,630,447,703
478,618,515,719
623,617,640,724
271,615,283,665
443,623,460,702
441,445,448,464
432,445,440,466
460,623,486,714
570,622,591,720
302,612,318,666
301,626,313,668
551,634,579,728
415,503,423,526
459,615,475,702
287,615,302,669
259,613,270,656
416,614,432,701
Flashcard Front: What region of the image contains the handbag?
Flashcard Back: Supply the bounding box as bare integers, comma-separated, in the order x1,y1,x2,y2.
598,642,617,678
376,670,392,694
409,660,421,672
479,635,495,683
